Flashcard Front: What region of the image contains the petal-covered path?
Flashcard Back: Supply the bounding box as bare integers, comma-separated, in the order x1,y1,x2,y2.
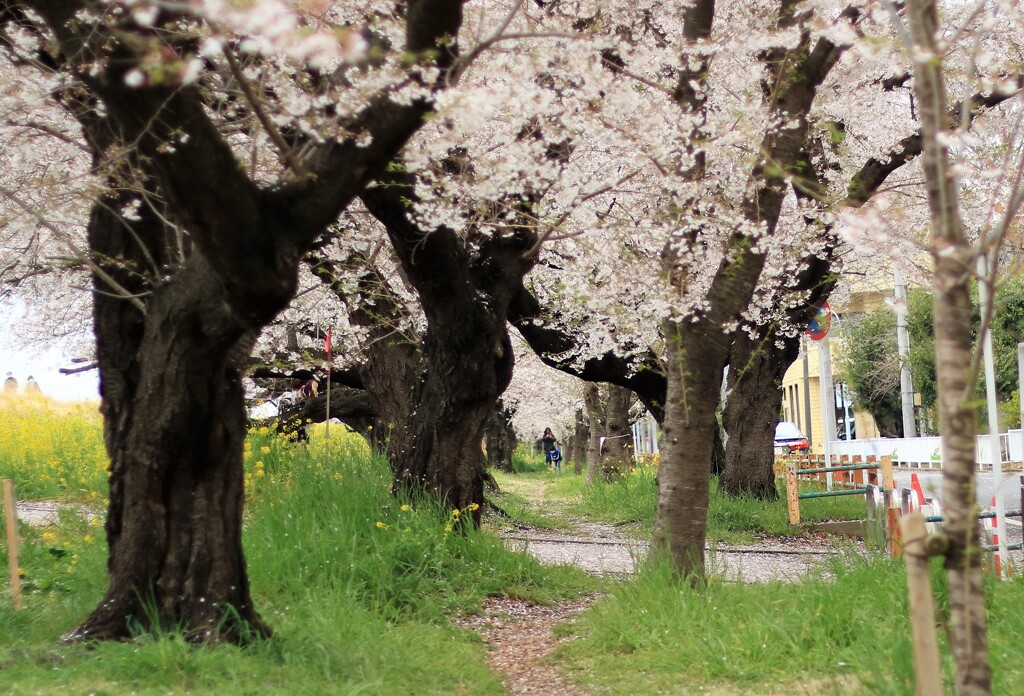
460,475,858,695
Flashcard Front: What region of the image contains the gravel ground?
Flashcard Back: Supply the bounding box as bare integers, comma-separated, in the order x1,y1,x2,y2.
13,501,96,526
501,521,853,583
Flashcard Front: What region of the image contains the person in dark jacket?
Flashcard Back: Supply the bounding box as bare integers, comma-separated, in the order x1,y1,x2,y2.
540,428,559,466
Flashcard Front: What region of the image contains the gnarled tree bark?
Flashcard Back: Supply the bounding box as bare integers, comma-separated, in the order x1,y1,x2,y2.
10,0,467,642
361,168,536,525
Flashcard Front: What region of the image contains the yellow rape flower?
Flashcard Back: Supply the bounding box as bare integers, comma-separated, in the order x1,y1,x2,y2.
260,446,271,454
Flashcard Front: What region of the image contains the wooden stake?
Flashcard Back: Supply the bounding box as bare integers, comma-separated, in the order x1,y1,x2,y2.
900,513,942,696
786,463,800,526
888,507,904,558
3,479,21,610
881,455,894,492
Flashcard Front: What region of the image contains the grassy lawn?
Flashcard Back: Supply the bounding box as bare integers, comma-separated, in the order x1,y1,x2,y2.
4,407,1023,695
495,455,1024,695
0,399,598,694
502,454,868,543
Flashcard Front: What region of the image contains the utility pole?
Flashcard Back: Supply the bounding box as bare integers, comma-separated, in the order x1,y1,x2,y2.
979,256,1007,569
802,336,813,446
1018,342,1024,459
895,269,918,437
818,333,837,490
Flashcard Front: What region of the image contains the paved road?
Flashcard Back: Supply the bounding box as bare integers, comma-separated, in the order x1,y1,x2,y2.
893,469,1023,554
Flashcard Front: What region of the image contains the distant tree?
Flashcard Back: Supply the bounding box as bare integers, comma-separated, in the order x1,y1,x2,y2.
842,278,1024,436
841,289,935,437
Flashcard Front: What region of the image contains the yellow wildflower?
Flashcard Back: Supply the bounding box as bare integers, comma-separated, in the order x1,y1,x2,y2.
375,521,389,530
400,504,411,512
260,446,271,454
467,503,480,512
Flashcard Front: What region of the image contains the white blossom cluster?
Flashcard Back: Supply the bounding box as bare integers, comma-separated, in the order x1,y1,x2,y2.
1,0,1023,397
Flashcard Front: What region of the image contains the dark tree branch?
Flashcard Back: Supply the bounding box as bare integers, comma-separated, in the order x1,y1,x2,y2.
508,287,666,421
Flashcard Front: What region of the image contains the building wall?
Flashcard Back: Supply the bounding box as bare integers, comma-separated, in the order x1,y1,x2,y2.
781,334,881,453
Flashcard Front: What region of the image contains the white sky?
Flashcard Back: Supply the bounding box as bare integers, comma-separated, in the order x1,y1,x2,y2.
2,343,99,401
1,302,99,402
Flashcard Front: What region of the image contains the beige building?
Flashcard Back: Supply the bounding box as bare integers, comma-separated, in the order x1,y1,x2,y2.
780,285,891,451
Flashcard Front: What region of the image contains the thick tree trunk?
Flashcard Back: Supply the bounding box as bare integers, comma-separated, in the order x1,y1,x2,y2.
309,253,422,455
653,319,730,580
602,385,634,477
653,0,846,580
71,201,268,643
572,407,588,475
18,0,468,646
356,337,420,457
386,316,511,522
721,327,798,499
584,384,603,485
274,384,376,436
361,174,535,524
484,400,517,473
908,1,991,691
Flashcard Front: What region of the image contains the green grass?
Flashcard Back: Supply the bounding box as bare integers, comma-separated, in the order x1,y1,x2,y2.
7,412,1024,695
533,463,868,543
487,483,570,530
510,446,551,474
558,553,1024,695
1,427,598,694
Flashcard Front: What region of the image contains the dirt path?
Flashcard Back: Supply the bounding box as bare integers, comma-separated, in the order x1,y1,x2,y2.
14,500,96,526
455,477,607,694
466,475,856,695
454,596,596,696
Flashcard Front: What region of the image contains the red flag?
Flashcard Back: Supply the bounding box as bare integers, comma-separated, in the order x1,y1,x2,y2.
324,327,332,360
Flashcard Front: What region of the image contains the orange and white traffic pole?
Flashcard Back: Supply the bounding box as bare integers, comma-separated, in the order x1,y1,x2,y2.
991,495,1002,578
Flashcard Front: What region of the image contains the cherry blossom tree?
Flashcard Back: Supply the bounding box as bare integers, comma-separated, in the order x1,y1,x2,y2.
883,0,1024,690
4,3,1024,649
1,0,470,642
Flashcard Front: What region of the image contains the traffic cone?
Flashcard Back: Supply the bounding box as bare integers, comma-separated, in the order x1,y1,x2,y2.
911,473,926,511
